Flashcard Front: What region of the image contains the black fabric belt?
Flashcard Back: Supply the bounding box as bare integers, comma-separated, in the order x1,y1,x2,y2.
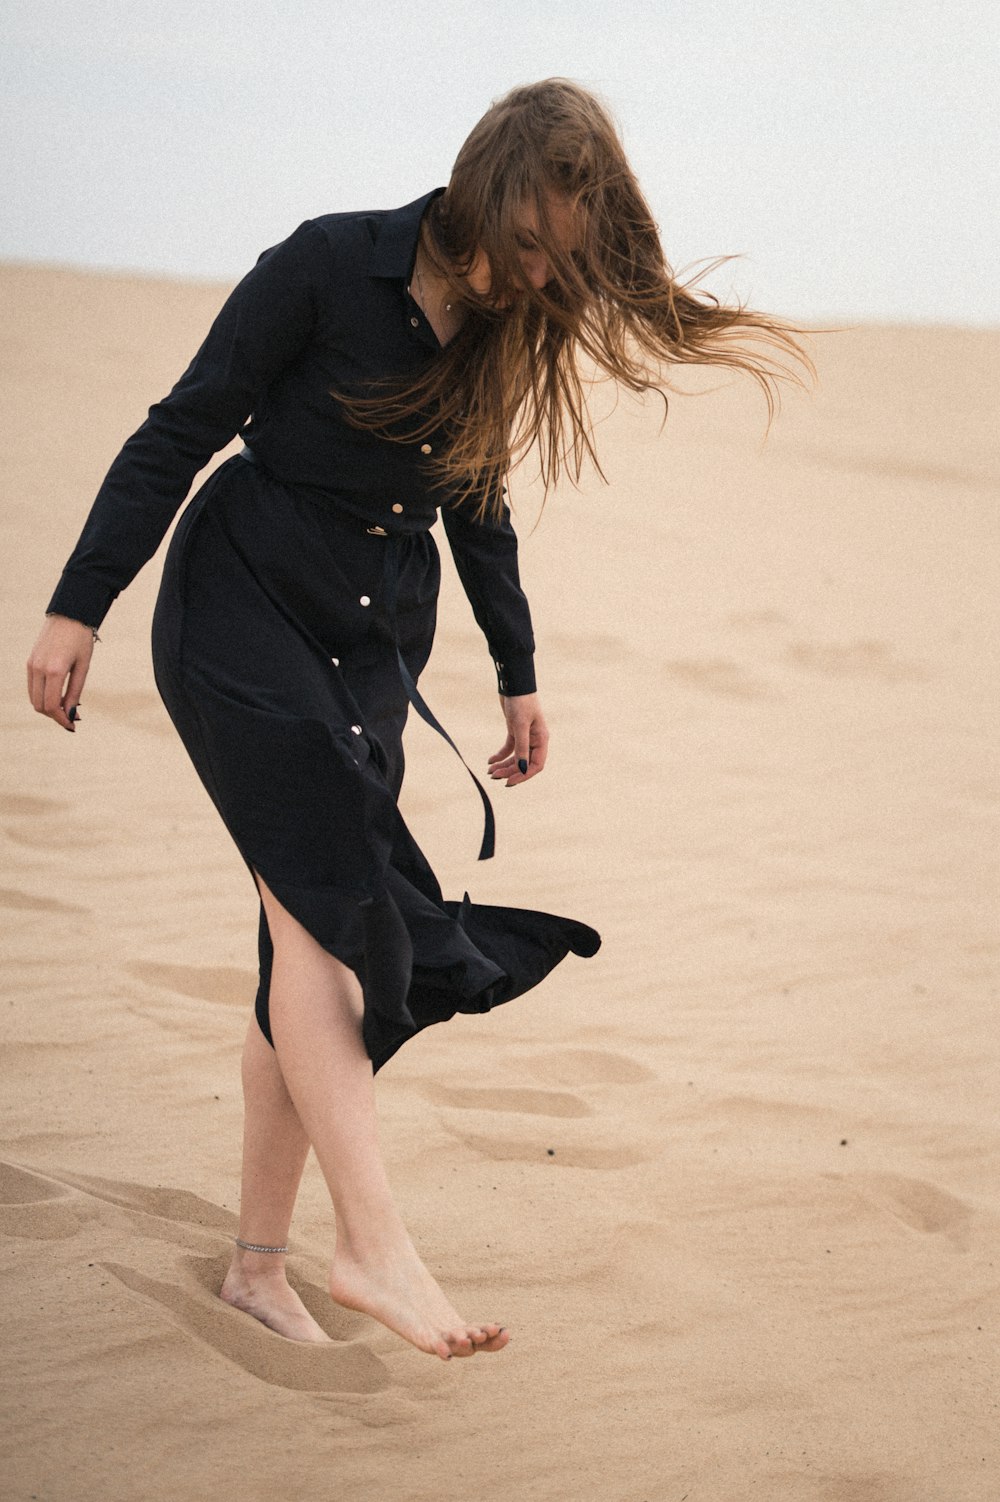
381,531,495,861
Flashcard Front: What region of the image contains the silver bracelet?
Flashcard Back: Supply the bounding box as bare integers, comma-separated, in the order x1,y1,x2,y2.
45,611,101,643
234,1235,289,1255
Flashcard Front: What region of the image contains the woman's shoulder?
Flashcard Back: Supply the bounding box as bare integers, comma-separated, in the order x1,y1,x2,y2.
254,191,441,292
305,206,388,244
279,206,396,284
262,209,377,256
306,190,443,269
247,210,384,294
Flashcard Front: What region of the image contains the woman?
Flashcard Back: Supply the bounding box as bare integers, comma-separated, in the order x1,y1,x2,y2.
26,80,806,1360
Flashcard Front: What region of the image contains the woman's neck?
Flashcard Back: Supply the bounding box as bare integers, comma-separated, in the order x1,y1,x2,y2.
411,238,466,347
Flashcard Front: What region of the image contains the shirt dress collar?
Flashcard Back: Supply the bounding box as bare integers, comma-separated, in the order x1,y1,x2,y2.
368,188,446,282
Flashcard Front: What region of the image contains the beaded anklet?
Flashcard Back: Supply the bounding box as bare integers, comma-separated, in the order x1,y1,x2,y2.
234,1236,289,1254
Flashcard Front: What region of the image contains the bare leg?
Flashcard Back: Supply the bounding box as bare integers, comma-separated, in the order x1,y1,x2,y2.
219,1018,333,1341
256,872,509,1360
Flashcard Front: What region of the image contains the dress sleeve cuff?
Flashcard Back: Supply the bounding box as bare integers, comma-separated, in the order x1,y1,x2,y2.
493,650,536,697
45,571,116,630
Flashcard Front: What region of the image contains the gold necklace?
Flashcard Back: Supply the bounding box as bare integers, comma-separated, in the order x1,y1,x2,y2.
414,253,452,316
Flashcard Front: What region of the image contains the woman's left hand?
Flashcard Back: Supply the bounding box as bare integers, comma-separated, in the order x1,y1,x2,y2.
488,692,549,786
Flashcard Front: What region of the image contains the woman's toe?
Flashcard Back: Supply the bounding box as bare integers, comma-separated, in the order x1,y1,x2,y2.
476,1328,509,1353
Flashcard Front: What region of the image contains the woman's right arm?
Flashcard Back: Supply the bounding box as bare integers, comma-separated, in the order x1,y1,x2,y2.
28,219,329,730
26,616,97,732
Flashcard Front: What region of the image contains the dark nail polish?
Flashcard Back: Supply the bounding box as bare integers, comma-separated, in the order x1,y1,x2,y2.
517,758,528,774
68,705,80,723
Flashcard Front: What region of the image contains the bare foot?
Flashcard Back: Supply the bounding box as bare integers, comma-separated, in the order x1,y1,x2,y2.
220,1252,332,1344
329,1234,509,1361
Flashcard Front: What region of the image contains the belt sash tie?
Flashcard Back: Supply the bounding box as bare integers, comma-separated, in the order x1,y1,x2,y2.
380,532,496,861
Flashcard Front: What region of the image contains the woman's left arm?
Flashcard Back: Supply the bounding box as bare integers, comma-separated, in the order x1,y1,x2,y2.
440,494,548,787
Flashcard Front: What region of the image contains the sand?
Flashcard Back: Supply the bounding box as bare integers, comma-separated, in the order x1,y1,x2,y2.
2,262,998,1502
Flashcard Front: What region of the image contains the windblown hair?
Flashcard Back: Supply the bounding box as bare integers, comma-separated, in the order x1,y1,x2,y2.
337,78,812,519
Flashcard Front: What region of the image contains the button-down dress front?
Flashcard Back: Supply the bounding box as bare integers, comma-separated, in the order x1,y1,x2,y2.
48,191,600,1071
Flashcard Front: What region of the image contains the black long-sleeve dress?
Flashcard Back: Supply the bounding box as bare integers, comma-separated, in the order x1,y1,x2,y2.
48,190,600,1072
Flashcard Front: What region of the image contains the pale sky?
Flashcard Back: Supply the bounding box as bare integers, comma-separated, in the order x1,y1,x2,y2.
2,0,997,324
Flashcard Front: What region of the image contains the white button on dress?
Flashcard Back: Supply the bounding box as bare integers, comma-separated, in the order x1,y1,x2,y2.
420,443,432,455
359,595,371,607
391,503,404,514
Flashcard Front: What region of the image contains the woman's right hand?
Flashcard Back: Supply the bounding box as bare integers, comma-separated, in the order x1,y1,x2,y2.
26,615,97,732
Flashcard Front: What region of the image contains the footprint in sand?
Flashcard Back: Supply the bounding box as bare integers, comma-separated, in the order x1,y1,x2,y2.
762,1467,909,1502
45,1167,242,1251
0,792,70,816
0,1160,83,1240
432,1049,658,1168
423,1083,592,1118
103,1255,391,1394
5,824,111,852
0,885,87,914
848,1173,973,1250
657,657,774,702
442,1128,650,1170
0,788,101,855
662,657,778,701
785,639,927,682
521,1047,657,1087
127,961,256,1008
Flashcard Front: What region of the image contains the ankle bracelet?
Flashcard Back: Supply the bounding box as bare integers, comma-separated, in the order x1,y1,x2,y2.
235,1236,289,1254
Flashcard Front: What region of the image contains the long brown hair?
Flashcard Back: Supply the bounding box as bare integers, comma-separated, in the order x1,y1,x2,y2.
338,78,812,518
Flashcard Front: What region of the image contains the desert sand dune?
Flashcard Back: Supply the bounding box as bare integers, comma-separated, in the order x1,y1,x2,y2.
2,263,998,1500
